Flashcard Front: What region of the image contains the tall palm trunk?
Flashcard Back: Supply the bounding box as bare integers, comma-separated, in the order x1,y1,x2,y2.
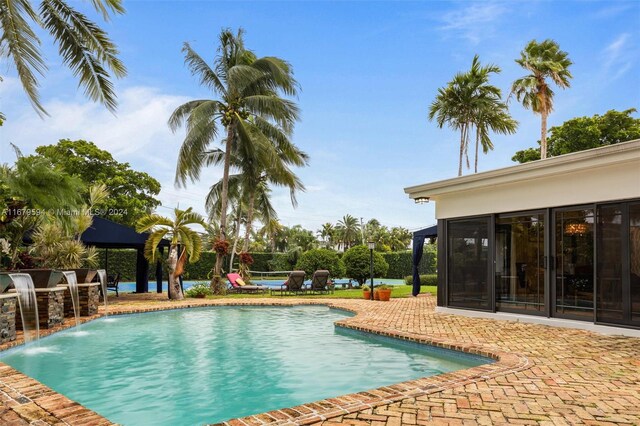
540,111,548,159
168,245,184,300
458,124,467,176
474,127,480,173
242,190,256,252
228,209,242,271
213,124,235,283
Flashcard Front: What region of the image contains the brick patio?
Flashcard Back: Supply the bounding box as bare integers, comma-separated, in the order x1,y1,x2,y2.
0,294,638,425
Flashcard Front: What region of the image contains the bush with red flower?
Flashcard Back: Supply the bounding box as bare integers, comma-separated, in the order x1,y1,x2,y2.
212,239,229,256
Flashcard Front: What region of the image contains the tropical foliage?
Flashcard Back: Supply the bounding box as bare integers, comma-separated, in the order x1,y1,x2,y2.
513,108,640,163
429,55,516,175
342,245,389,285
35,139,161,226
294,248,345,278
136,208,206,300
169,28,302,289
0,0,127,116
511,39,572,159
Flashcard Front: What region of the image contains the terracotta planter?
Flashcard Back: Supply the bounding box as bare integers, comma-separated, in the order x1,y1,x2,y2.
378,289,392,301
194,294,206,299
362,290,371,299
374,290,380,300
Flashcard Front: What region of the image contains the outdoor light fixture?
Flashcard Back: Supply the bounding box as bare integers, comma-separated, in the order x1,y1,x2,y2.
414,197,430,204
368,241,375,300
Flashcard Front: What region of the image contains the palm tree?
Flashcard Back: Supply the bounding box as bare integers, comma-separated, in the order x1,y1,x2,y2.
429,55,516,175
429,70,476,176
169,28,299,281
336,215,360,250
136,208,206,300
317,223,334,248
511,39,572,159
260,218,284,252
0,0,127,116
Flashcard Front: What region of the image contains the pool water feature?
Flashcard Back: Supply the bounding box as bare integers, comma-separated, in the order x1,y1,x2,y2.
9,273,40,342
96,269,109,317
61,271,80,327
0,306,491,425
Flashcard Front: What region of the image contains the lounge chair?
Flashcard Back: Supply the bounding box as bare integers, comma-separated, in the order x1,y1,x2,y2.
107,273,121,297
227,273,268,294
306,270,333,294
271,271,306,296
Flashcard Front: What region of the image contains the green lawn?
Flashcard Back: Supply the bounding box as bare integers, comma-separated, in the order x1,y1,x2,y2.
203,285,436,299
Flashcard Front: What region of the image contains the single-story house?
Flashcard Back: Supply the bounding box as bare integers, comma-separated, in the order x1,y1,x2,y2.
405,139,640,334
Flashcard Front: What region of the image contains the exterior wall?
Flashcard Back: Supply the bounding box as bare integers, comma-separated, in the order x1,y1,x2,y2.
435,159,640,219
63,284,100,317
15,288,65,329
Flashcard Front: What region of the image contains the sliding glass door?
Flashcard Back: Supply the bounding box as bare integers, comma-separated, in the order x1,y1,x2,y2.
554,208,595,320
495,213,546,313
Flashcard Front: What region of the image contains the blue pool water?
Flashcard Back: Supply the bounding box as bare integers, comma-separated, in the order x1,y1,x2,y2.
118,278,406,293
0,306,490,425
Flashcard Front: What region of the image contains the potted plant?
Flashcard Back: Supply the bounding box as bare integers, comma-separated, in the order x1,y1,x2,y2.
377,284,392,301
185,283,213,299
362,285,371,300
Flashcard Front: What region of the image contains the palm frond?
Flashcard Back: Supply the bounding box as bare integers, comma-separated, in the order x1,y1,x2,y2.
0,0,47,116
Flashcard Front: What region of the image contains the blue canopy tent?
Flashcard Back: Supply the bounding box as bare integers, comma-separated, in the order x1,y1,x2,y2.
412,224,438,296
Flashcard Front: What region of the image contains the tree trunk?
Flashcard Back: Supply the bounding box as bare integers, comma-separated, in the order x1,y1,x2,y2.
242,190,256,252
229,210,242,272
540,111,548,159
474,128,480,173
167,245,183,300
212,124,235,287
458,125,465,176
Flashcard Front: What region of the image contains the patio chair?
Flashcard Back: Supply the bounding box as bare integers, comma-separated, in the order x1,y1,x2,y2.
107,272,121,297
271,271,306,296
307,270,333,294
226,273,268,294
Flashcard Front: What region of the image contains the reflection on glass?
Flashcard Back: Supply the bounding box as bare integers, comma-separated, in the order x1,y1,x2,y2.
555,209,594,319
496,214,545,312
631,204,640,325
596,205,623,323
447,218,490,310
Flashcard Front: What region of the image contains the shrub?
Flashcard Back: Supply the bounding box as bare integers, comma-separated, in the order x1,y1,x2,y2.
381,244,437,278
295,248,345,278
184,282,213,298
404,274,438,286
342,245,389,285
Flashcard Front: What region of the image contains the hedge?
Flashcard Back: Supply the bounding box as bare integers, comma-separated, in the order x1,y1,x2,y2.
381,244,436,279
403,274,438,286
95,245,438,281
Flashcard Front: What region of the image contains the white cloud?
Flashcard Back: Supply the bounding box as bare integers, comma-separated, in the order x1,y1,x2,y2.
439,2,508,45
601,33,634,81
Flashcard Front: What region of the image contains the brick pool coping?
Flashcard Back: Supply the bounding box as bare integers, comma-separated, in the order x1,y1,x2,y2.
0,295,638,425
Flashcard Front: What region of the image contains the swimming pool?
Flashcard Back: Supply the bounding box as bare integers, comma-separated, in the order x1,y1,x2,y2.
0,306,490,425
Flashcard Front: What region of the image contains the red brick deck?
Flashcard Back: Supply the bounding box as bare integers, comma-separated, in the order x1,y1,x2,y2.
0,294,638,425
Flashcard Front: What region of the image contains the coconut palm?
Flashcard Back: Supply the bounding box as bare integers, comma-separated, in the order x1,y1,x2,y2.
336,214,360,250
511,39,572,159
260,218,284,252
136,208,206,300
169,28,299,281
0,0,127,116
317,223,334,248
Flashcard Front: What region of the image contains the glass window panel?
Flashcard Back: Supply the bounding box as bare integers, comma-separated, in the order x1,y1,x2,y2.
630,203,640,325
596,205,624,323
447,218,490,310
495,214,545,313
554,208,594,319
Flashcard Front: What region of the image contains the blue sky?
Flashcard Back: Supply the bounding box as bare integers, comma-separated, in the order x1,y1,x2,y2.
1,0,639,232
